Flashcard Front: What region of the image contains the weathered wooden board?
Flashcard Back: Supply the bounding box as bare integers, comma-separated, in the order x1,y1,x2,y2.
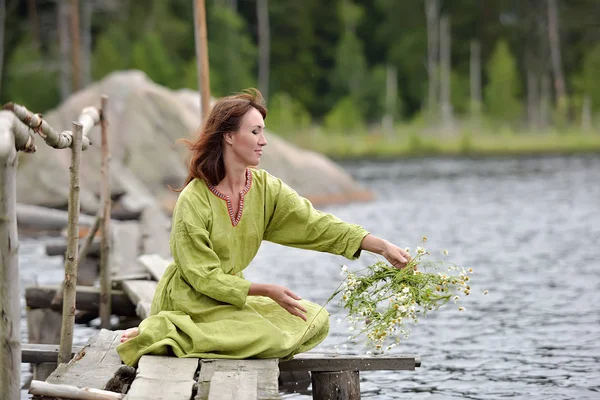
126,355,198,400
111,221,144,277
207,371,258,400
22,344,84,364
121,280,157,319
46,329,124,390
25,285,137,317
137,254,171,281
279,353,421,372
197,359,279,400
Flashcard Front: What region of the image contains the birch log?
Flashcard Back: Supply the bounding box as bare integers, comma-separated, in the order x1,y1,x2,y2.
58,123,83,365
70,0,82,91
58,0,72,99
100,95,112,329
3,102,99,149
0,112,24,400
29,380,125,400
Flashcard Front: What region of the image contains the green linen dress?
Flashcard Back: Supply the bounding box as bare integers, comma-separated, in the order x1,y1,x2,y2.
116,168,369,367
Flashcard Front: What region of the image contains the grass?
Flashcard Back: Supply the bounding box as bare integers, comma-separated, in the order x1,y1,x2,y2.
280,125,600,160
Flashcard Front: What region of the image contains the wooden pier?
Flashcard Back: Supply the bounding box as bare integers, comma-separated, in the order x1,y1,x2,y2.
24,331,420,400
22,253,421,399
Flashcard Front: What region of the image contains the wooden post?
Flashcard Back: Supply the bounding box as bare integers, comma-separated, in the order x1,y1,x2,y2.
0,115,21,400
311,371,360,400
58,122,83,365
194,0,211,120
99,95,112,329
70,0,81,91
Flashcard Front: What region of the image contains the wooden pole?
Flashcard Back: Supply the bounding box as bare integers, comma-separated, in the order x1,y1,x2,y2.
99,95,112,329
0,115,21,400
257,0,270,102
58,122,83,365
70,0,81,92
194,0,211,120
311,370,360,400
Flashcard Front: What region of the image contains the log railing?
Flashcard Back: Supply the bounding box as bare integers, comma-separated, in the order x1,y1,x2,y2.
0,100,108,399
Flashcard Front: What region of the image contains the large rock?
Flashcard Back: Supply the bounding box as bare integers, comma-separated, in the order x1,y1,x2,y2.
16,70,371,213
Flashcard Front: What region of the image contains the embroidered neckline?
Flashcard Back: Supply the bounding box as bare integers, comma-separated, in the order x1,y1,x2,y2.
207,169,252,227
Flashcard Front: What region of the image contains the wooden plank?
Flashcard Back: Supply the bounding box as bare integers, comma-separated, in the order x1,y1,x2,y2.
207,371,257,400
126,355,198,400
197,359,278,400
22,344,84,364
279,353,421,372
46,329,124,390
111,221,144,277
25,285,137,317
121,280,157,319
137,254,171,281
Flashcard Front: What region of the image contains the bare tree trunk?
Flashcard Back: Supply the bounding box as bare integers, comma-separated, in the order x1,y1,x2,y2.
70,0,82,92
547,0,567,111
81,0,93,87
58,0,72,99
527,70,539,131
99,95,112,329
382,64,397,136
228,0,237,12
582,95,592,133
0,118,21,400
0,0,5,97
58,122,83,365
257,0,270,102
194,0,211,120
439,15,453,131
470,40,482,118
540,73,551,130
26,0,41,49
425,0,439,118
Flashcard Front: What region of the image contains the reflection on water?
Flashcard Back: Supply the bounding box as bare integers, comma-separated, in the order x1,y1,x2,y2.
20,155,600,399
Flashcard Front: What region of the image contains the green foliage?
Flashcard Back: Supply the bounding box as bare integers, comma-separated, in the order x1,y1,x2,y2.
92,27,130,81
266,92,312,136
4,37,59,112
205,5,257,96
324,96,365,133
484,40,522,122
451,71,471,115
575,42,600,112
131,33,179,88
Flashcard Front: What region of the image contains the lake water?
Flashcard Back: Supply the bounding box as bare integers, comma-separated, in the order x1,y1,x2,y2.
19,155,600,399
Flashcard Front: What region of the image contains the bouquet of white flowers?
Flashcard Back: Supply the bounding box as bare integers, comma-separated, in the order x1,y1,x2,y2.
334,237,487,353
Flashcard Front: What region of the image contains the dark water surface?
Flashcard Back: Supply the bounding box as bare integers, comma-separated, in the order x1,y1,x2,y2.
19,155,600,399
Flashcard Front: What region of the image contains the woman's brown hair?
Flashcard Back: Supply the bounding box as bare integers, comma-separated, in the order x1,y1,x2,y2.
175,88,267,191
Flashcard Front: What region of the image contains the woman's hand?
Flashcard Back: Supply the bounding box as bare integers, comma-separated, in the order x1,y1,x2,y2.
249,283,308,321
360,234,411,269
381,241,412,269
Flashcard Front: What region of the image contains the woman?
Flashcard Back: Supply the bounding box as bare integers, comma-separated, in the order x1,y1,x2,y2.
116,89,411,367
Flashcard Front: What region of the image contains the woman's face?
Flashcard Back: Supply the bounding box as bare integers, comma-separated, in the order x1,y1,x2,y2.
227,107,267,167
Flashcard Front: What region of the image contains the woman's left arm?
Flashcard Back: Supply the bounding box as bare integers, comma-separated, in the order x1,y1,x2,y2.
264,176,409,265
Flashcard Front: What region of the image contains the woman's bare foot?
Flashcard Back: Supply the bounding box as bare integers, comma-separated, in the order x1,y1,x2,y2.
120,327,140,343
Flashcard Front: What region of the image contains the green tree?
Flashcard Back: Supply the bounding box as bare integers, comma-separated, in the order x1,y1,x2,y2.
131,33,178,88
92,26,130,81
205,5,257,96
576,42,600,112
4,36,58,112
266,92,312,136
484,40,522,122
324,96,365,133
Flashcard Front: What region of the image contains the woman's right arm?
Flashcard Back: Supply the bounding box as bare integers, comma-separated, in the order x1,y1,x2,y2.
249,283,308,321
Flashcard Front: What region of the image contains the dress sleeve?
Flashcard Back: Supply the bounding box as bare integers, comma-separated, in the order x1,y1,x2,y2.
263,176,369,260
171,202,251,308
